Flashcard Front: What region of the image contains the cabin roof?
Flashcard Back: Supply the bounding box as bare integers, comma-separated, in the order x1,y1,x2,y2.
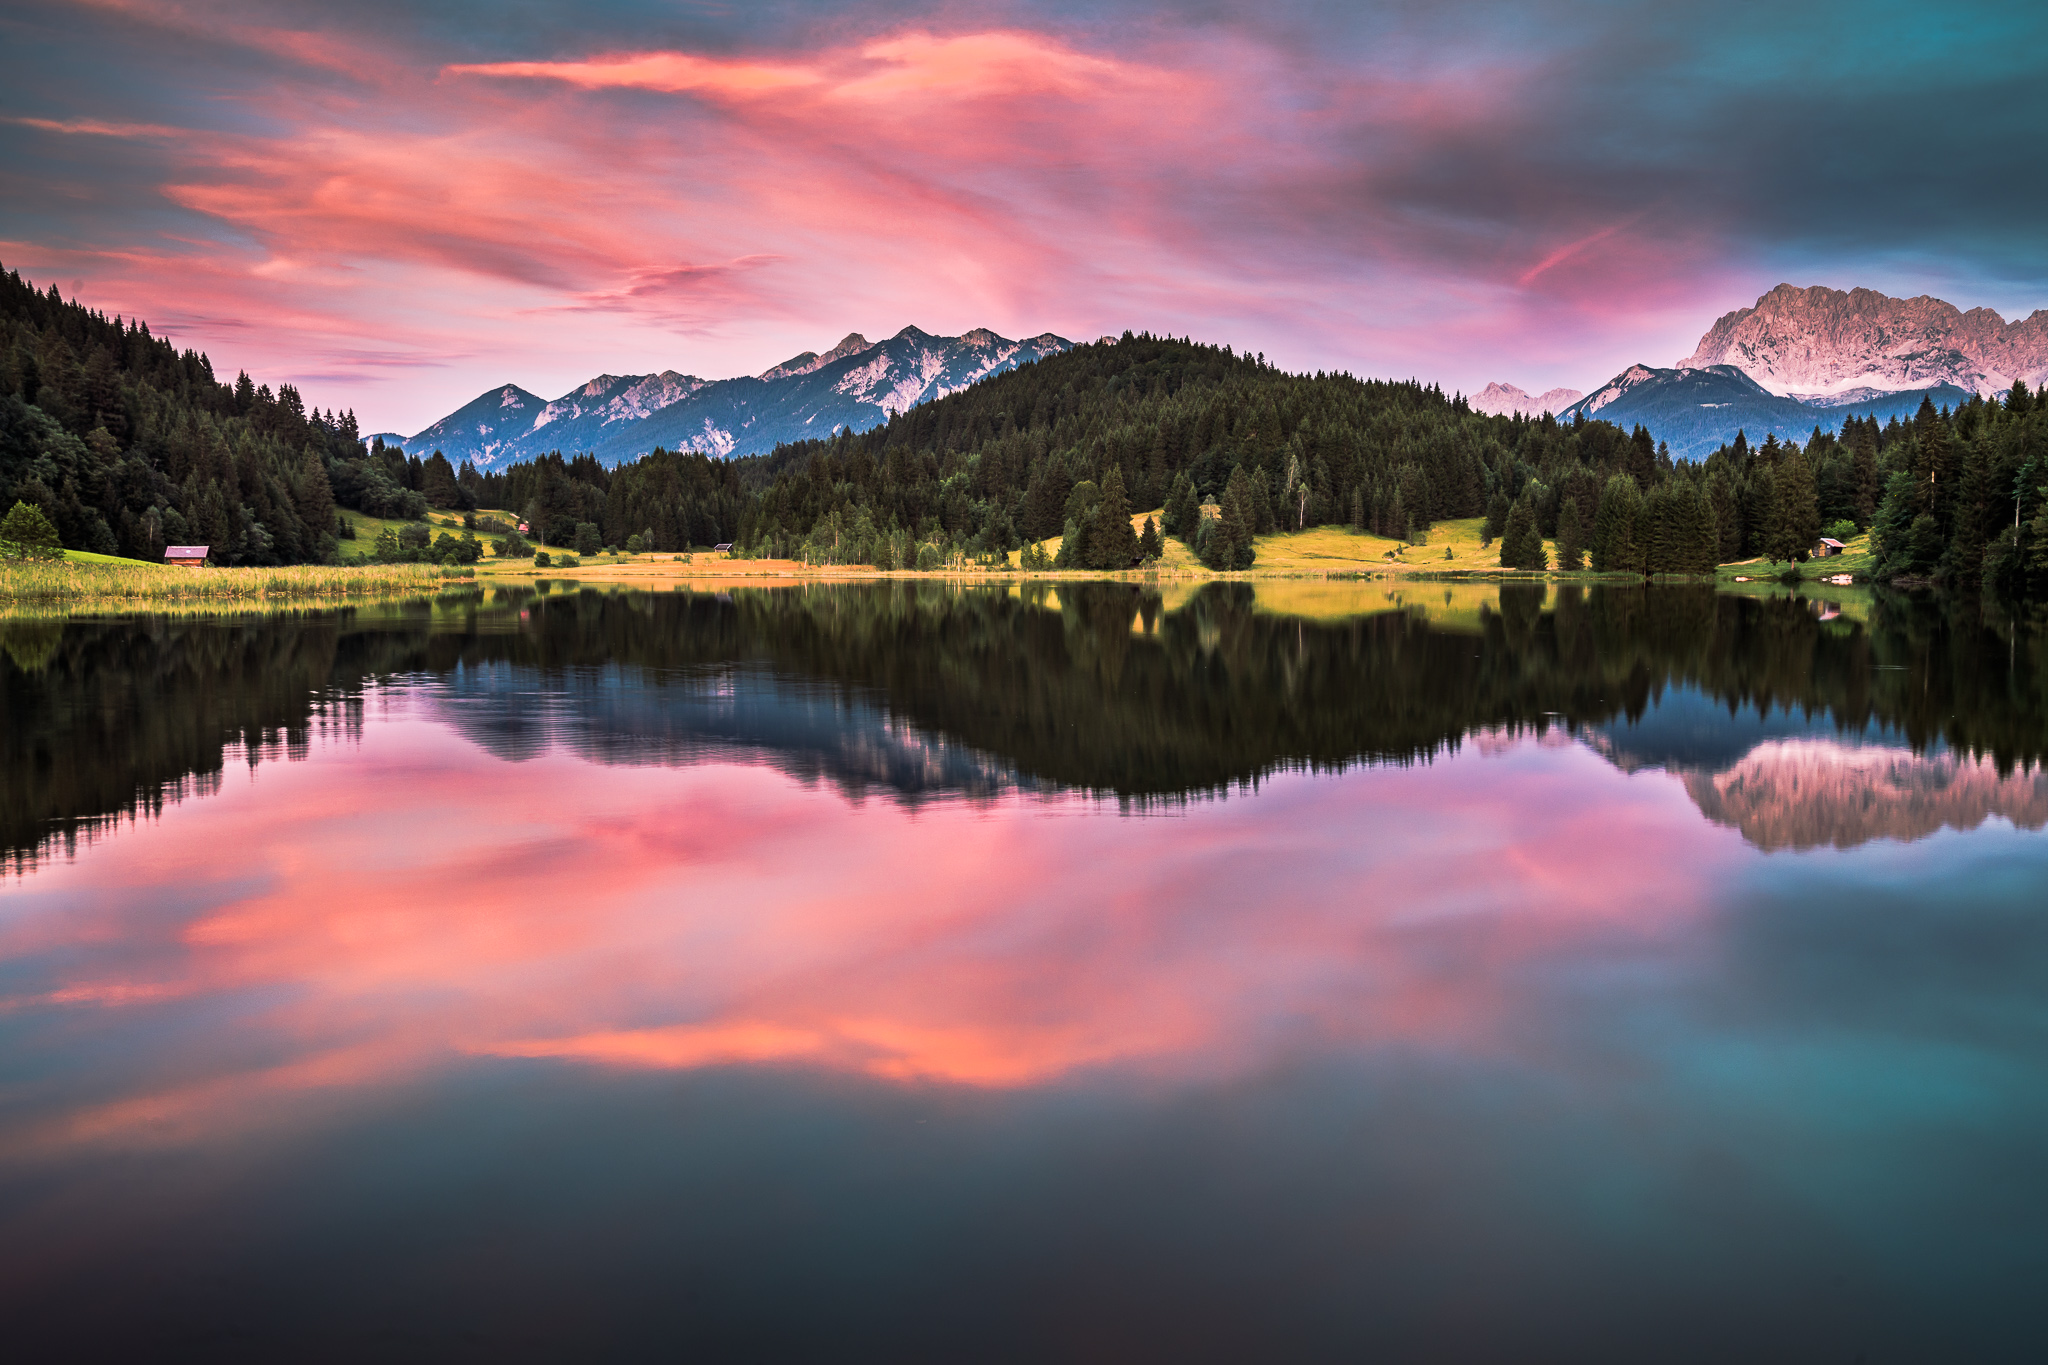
1817,537,1847,548
164,545,210,557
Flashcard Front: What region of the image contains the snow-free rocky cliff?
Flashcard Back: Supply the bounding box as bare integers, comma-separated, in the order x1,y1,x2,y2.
1468,382,1585,417
1680,283,2048,401
401,327,1071,468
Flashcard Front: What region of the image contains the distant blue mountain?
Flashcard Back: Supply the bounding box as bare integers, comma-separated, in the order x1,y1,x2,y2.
1559,363,1975,459
403,385,549,465
397,327,1071,468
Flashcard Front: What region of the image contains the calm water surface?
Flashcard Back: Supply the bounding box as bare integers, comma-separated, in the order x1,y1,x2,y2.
3,581,2046,1361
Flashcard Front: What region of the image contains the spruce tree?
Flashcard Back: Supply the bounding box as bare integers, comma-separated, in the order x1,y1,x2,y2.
1204,466,1257,570
1590,474,1642,573
1766,448,1820,561
1162,471,1199,542
1555,497,1584,571
1940,439,1993,585
1482,489,1511,545
1138,516,1162,562
1849,418,1880,524
1088,466,1138,569
1499,495,1546,570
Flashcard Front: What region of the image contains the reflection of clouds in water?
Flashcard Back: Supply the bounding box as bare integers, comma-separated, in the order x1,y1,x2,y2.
0,723,1727,1153
1684,740,2048,851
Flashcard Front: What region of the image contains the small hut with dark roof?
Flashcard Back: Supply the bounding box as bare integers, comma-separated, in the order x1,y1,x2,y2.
163,545,210,567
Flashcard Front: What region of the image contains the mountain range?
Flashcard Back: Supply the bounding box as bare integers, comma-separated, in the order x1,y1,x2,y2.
1681,283,2048,401
1467,382,1585,417
387,327,1071,468
391,283,2047,471
1484,282,2042,458
1555,363,1971,459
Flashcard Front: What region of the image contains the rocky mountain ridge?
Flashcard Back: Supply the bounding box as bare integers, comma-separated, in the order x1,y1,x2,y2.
1467,382,1584,417
400,326,1071,468
1680,283,2048,400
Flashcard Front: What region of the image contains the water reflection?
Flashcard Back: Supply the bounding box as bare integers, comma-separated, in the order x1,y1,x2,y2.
6,582,2045,868
3,584,2046,1358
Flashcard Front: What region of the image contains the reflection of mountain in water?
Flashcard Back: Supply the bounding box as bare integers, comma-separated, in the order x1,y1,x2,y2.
1586,685,2048,850
7,582,2047,865
1684,739,2048,851
429,663,1026,802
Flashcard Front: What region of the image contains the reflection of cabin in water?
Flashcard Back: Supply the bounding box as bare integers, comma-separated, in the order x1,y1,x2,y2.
1813,537,1847,557
163,545,209,567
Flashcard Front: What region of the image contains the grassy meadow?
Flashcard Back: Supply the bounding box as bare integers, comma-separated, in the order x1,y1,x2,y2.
0,558,467,605
1717,531,1874,584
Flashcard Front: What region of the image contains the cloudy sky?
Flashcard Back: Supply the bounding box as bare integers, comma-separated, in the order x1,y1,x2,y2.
3,0,2045,434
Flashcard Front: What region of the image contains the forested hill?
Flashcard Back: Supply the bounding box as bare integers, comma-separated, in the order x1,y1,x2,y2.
0,264,363,564
453,333,1683,567
716,333,1676,565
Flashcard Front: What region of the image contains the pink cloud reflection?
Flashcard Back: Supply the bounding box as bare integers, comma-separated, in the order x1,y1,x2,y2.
0,710,1742,1154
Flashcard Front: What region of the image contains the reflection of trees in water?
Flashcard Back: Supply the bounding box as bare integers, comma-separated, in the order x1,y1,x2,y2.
5,582,2046,865
1,615,373,871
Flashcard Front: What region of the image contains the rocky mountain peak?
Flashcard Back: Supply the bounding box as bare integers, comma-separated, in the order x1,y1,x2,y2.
1467,382,1585,417
1680,283,2048,400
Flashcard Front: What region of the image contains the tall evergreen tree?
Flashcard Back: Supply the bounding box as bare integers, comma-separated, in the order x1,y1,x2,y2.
1088,466,1138,569
1499,493,1546,570
1162,470,1199,542
1765,447,1820,561
1589,474,1643,573
1554,497,1584,571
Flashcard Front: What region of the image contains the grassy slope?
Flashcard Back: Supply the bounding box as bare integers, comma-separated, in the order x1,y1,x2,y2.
1717,532,1875,582
1014,513,1567,575
60,548,161,567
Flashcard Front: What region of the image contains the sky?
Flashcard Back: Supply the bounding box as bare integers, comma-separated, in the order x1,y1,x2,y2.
3,0,2046,436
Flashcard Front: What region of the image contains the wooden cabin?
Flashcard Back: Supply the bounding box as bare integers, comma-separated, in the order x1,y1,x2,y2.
163,545,210,567
1813,537,1847,557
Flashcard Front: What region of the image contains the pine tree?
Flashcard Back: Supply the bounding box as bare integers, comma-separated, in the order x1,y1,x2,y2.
1499,494,1546,570
1482,489,1511,545
1940,438,1994,586
1137,516,1162,562
1088,466,1138,569
1849,418,1880,524
1203,466,1257,570
1555,497,1584,571
1590,474,1642,573
1766,447,1820,561
1162,471,1199,542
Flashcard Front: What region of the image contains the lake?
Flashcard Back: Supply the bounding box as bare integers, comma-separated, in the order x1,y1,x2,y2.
3,579,2045,1361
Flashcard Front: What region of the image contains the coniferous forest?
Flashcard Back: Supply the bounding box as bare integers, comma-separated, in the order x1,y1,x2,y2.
5,263,2045,597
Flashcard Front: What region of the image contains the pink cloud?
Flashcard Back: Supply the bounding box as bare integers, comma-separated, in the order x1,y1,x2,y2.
6,9,1747,431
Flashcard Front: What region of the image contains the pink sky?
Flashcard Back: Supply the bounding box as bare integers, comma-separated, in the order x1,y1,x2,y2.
3,0,2042,434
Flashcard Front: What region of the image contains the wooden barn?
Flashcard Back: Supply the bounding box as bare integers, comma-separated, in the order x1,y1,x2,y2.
163,545,210,567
